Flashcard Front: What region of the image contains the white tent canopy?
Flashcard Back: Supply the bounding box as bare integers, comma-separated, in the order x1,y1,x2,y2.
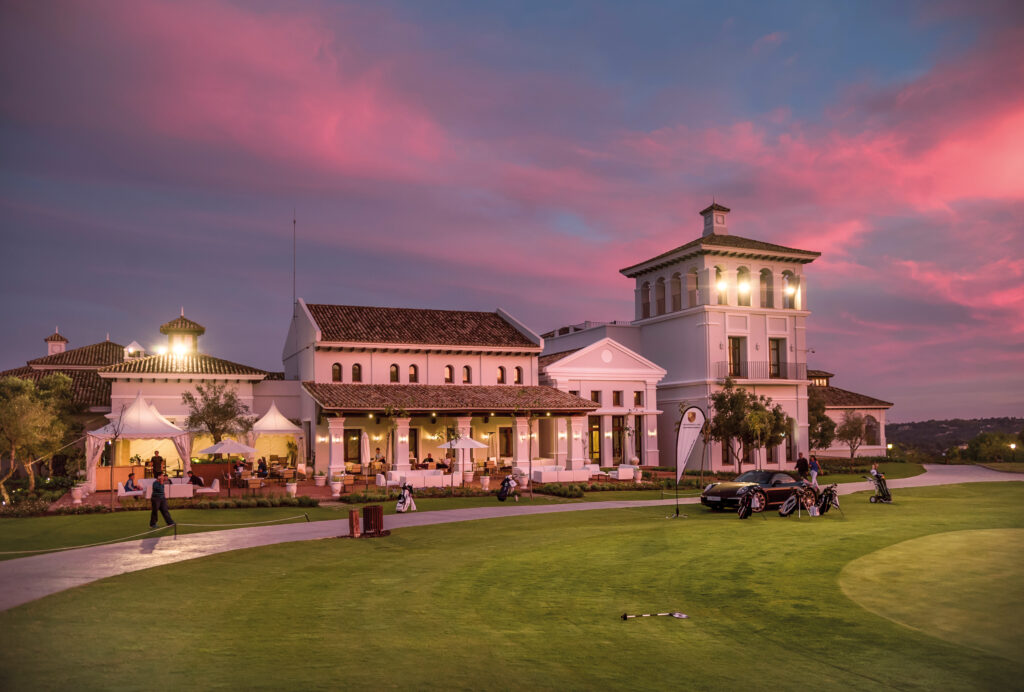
249,401,305,465
198,439,259,456
85,392,192,492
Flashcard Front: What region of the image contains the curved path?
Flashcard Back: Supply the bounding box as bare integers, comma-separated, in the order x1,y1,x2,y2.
1,464,1021,612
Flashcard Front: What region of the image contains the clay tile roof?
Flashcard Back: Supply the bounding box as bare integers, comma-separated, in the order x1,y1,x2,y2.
538,349,581,368
0,366,111,409
44,332,69,343
27,341,126,367
811,385,893,408
306,304,537,348
699,202,731,214
99,353,265,377
264,371,286,380
302,383,599,413
620,233,820,276
807,369,835,378
159,315,206,335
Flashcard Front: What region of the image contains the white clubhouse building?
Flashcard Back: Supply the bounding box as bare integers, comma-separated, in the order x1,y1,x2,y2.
3,203,892,485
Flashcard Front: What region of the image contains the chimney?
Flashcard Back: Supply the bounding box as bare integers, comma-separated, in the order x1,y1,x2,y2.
44,327,68,356
699,202,730,237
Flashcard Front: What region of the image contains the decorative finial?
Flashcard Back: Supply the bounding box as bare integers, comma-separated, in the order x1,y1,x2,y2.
180,306,185,317
55,325,59,334
106,333,110,341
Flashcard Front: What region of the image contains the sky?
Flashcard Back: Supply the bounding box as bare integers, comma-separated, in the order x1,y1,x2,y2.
1,0,1022,423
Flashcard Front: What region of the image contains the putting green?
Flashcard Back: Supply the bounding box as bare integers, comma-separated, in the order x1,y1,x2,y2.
839,528,1024,661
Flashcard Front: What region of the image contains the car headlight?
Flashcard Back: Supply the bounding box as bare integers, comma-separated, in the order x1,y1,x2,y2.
737,486,750,495
703,483,718,492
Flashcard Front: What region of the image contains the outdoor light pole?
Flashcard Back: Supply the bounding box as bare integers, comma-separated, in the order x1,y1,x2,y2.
1011,443,1017,462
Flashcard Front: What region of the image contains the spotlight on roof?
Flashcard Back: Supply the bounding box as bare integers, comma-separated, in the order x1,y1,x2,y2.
737,281,750,295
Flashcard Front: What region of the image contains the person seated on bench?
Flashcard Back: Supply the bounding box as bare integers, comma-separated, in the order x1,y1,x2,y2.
124,472,143,492
435,455,449,471
187,470,205,487
257,457,269,478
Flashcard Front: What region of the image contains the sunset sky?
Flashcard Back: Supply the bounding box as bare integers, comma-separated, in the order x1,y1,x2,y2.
1,1,1021,422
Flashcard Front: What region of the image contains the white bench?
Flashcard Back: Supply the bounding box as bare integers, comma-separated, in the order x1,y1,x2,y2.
116,482,145,498
611,465,639,481
195,478,220,495
378,469,447,488
531,466,562,483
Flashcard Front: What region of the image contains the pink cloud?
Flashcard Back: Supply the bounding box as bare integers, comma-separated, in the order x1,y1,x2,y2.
752,32,786,53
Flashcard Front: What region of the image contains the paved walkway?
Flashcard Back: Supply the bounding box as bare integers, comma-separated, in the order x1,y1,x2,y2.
1,464,1021,612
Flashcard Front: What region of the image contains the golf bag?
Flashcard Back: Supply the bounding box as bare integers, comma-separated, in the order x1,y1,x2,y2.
737,492,753,519
779,486,816,517
395,484,416,513
817,484,840,515
865,473,892,503
736,487,765,519
497,476,516,502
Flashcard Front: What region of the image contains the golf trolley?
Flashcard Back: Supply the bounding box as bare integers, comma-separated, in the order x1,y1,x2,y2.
816,483,843,517
864,472,893,503
736,486,767,520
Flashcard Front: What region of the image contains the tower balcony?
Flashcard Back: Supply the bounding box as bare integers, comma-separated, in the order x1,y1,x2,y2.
713,361,807,381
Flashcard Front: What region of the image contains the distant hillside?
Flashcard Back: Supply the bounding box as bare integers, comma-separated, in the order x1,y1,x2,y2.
886,417,1024,454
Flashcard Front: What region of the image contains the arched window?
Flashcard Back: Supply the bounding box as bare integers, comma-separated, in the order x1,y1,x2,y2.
514,366,523,384
331,363,342,382
670,273,682,311
390,364,399,383
760,269,774,309
497,366,506,384
640,282,651,318
782,271,798,309
865,415,880,446
444,365,454,384
462,365,472,384
715,266,728,305
736,267,751,307
351,363,362,383
686,269,699,307
655,277,666,315
408,364,419,383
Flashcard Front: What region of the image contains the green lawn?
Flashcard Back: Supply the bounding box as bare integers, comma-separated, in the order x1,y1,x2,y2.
979,462,1024,474
819,462,924,484
0,495,575,560
1,483,1021,690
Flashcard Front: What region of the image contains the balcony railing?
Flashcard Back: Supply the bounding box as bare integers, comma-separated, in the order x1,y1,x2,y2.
714,361,807,380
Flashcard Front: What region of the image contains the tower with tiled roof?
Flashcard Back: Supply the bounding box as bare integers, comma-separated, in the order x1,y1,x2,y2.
44,328,69,356
159,308,206,355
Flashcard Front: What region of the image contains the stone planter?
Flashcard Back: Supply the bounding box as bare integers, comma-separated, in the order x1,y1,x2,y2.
314,475,327,487
463,469,475,484
479,476,491,491
70,485,84,505
330,481,343,498
285,482,298,498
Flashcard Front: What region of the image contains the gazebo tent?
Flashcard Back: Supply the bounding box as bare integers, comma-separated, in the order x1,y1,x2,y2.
249,401,305,464
84,392,191,492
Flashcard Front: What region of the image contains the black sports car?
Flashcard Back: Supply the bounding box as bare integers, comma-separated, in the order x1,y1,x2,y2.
701,470,815,510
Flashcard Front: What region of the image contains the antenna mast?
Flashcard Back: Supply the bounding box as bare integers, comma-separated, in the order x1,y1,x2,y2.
292,208,297,305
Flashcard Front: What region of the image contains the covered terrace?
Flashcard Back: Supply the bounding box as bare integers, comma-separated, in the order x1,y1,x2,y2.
302,383,599,480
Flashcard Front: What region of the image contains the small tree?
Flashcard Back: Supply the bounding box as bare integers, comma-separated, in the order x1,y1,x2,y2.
707,378,750,468
0,375,72,501
836,411,867,459
511,390,540,499
807,387,837,452
708,378,790,469
182,382,256,445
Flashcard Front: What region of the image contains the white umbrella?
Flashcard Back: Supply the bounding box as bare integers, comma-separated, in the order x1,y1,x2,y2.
438,438,489,479
360,431,371,474
198,439,260,456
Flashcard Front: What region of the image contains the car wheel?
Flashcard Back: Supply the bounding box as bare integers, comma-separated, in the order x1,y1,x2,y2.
749,488,768,513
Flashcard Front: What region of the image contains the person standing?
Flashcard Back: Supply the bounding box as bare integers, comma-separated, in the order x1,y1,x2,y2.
149,473,175,529
149,450,165,478
809,455,821,488
795,453,809,480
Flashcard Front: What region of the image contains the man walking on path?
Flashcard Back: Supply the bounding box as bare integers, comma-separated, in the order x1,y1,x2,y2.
795,453,809,480
149,473,175,529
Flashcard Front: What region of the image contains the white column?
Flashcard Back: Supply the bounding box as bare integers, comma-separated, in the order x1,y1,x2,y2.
601,414,614,465
513,416,530,467
456,415,473,473
797,273,808,311
555,418,568,466
394,417,411,471
701,267,716,305
327,416,346,478
626,414,636,464
568,416,587,468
